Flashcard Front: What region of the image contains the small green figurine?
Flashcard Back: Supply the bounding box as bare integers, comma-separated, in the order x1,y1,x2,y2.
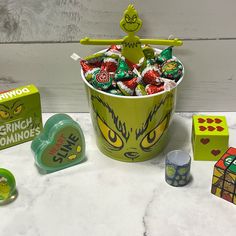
0,168,17,205
80,4,183,64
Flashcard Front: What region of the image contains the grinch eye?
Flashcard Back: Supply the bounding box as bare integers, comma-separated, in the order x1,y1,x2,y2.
0,110,10,119
125,14,132,23
140,114,169,150
14,105,23,115
97,116,123,149
131,15,137,23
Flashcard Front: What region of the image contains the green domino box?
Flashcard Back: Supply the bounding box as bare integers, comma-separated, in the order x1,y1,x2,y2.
0,84,43,150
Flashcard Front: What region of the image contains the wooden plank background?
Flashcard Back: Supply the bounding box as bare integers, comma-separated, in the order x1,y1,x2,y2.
0,0,235,112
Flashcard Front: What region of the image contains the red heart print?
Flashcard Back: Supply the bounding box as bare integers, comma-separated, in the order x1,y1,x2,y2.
198,118,205,123
208,126,215,131
216,126,224,132
207,118,214,123
201,138,210,144
215,118,222,124
211,149,221,156
199,126,207,131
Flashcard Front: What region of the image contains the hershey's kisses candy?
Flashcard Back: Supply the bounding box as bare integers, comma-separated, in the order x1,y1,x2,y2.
108,44,121,51
107,88,123,96
117,76,141,96
101,57,118,73
114,57,133,81
84,52,104,66
91,69,113,90
141,65,162,85
105,45,122,59
145,84,164,95
162,59,183,81
145,58,156,66
125,56,145,71
156,46,173,64
80,44,183,96
80,60,100,82
163,78,177,91
135,84,147,96
0,168,17,205
117,68,142,95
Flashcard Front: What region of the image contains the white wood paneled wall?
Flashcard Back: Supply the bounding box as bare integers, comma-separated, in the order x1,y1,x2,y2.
0,0,235,112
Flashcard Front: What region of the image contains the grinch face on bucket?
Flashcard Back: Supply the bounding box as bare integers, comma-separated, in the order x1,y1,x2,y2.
91,94,173,161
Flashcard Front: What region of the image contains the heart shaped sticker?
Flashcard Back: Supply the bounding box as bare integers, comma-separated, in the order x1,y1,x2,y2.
31,114,86,173
211,149,221,156
216,126,224,132
201,138,210,145
199,126,207,131
198,118,205,123
208,126,215,131
207,118,214,123
215,118,222,124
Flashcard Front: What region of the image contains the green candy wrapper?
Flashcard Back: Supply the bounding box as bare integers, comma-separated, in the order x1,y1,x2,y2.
140,58,156,73
162,59,183,81
107,88,123,96
143,46,155,59
114,57,133,81
156,47,173,64
135,84,147,96
91,69,113,90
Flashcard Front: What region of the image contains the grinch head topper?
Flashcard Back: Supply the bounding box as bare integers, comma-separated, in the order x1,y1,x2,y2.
120,4,142,33
80,4,183,64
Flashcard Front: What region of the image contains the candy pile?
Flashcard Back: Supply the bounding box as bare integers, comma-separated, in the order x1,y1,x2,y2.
80,45,183,96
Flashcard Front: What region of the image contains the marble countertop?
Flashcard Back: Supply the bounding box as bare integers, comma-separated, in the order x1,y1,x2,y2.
1,112,236,236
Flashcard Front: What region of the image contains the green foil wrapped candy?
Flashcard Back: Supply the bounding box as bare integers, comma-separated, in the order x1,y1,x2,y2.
143,46,155,59
135,84,147,96
107,88,123,96
156,46,173,64
162,59,183,81
114,57,133,81
91,69,113,90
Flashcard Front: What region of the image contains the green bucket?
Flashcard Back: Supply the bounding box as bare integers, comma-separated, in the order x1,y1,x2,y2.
81,49,184,162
